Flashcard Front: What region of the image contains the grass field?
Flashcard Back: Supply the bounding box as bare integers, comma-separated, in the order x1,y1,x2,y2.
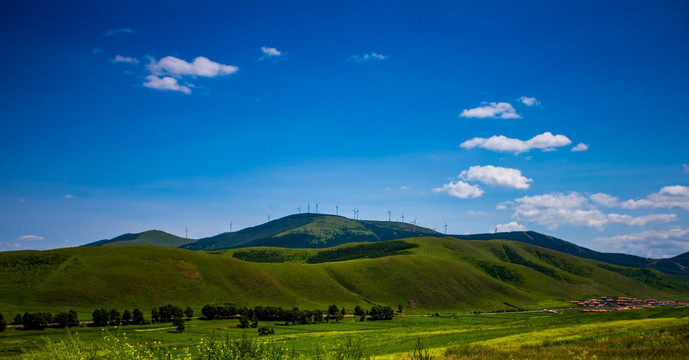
2,307,688,359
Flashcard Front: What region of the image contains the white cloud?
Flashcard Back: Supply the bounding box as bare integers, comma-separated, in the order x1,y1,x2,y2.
518,96,539,106
64,194,75,199
113,55,138,63
683,164,689,173
507,191,680,231
104,28,137,36
460,132,572,154
459,102,521,119
17,235,44,241
590,193,619,207
598,186,689,210
433,181,484,199
468,210,487,216
400,186,411,190
607,213,677,226
143,75,191,94
348,53,389,63
459,165,532,190
571,143,589,152
261,47,282,57
148,56,238,78
595,227,689,258
494,222,527,232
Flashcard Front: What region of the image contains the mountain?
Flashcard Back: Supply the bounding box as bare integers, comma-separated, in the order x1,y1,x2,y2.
2,237,687,314
183,213,439,250
453,231,689,278
83,230,195,248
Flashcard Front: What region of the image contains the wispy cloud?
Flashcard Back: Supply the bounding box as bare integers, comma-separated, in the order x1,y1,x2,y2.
63,194,75,199
461,132,572,154
17,235,44,241
460,165,532,190
518,96,539,106
432,181,484,199
104,28,137,36
683,164,689,173
113,55,138,64
504,192,678,230
459,102,520,119
348,53,389,63
595,227,689,258
592,186,689,210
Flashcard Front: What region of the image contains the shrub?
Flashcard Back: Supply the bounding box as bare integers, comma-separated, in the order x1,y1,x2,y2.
258,325,275,336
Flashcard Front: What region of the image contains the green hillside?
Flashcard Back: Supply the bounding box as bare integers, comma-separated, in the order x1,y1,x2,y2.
454,231,689,278
184,213,439,250
1,237,687,315
83,230,195,248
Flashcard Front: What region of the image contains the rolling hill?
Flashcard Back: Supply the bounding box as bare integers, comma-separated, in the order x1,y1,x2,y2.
183,213,439,250
83,230,196,248
1,237,687,314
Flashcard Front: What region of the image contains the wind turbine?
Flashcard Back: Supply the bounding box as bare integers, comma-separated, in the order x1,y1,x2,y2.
444,222,448,235
230,221,233,233
352,208,356,219
307,203,310,213
387,209,391,222
399,212,405,223
412,218,417,232
314,203,319,213
185,227,189,239
297,205,302,214
267,214,271,222
336,205,339,216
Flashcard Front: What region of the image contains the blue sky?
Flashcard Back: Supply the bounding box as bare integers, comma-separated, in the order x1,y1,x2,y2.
1,0,688,257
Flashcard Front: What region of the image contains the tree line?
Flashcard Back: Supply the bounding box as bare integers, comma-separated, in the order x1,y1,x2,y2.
3,303,395,333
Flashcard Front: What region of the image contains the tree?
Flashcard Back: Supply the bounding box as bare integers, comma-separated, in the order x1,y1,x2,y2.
258,326,274,336
131,308,144,325
398,305,404,313
122,309,132,325
341,307,346,316
109,309,121,326
238,317,250,328
92,308,109,327
151,308,160,324
67,310,79,327
184,306,194,320
202,304,217,320
354,305,365,317
172,318,185,333
13,314,22,325
0,313,6,332
368,305,394,320
328,304,339,317
55,312,69,328
23,312,51,330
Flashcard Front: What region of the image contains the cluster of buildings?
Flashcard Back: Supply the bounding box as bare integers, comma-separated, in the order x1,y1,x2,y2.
570,296,689,312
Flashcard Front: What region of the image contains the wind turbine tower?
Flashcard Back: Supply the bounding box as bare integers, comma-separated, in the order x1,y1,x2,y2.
230,221,233,233
267,214,271,222
185,227,189,239
315,203,319,213
444,222,448,235
297,206,302,214
336,205,339,216
307,203,310,213
387,209,391,222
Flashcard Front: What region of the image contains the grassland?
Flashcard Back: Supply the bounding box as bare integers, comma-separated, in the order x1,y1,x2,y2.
2,307,688,359
2,237,688,316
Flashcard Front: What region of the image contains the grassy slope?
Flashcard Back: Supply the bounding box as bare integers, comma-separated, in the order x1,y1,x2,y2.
184,214,439,250
1,237,687,316
83,230,195,248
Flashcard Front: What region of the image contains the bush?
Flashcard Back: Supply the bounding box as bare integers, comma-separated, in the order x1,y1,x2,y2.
258,325,274,336
172,318,185,333
0,313,5,332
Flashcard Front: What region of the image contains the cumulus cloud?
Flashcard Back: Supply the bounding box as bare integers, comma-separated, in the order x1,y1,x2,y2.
459,165,532,190
459,102,521,119
432,181,484,199
519,96,539,106
571,143,589,152
259,46,287,62
143,75,191,94
593,186,689,210
507,192,679,231
142,55,237,94
113,55,138,63
148,56,238,78
348,53,389,63
595,227,689,258
460,132,572,154
104,28,137,36
494,222,527,232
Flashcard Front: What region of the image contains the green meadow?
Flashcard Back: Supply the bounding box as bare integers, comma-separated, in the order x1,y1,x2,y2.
1,307,688,359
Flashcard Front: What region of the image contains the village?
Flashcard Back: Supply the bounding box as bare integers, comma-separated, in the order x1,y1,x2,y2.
570,297,689,312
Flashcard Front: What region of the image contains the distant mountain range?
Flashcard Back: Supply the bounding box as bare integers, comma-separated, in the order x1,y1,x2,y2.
83,213,689,279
